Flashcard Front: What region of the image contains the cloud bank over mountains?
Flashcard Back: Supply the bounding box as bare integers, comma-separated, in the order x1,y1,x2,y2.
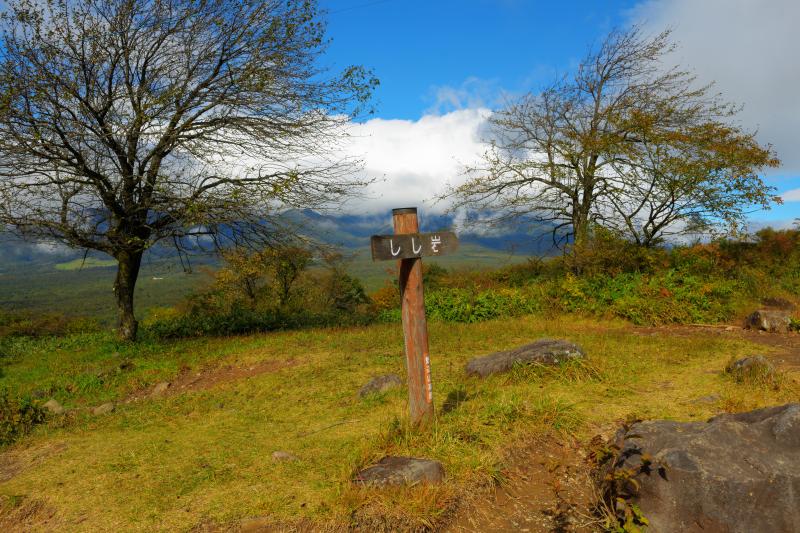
344,108,490,216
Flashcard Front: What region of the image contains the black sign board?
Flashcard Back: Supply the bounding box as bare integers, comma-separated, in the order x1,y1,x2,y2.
370,231,459,261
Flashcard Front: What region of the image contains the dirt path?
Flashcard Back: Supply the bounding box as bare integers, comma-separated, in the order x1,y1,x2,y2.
631,324,800,371
445,437,599,533
125,357,299,403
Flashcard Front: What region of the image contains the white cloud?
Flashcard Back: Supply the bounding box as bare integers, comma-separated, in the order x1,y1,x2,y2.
425,77,506,115
344,108,491,215
782,188,800,202
34,241,72,255
631,0,800,173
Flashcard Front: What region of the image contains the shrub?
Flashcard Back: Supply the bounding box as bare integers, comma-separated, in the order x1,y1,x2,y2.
425,287,541,323
369,284,400,312
0,390,47,446
564,225,668,276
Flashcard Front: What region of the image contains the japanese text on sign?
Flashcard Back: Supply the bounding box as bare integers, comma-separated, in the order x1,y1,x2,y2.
370,231,458,261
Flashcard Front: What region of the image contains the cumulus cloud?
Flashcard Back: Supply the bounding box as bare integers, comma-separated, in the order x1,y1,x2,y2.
631,0,800,173
343,108,491,215
782,188,800,202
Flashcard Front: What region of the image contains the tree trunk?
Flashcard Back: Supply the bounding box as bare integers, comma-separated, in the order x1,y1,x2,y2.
114,250,143,342
570,212,591,275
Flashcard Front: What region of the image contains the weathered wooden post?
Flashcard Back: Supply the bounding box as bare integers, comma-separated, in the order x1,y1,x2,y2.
393,207,433,425
370,207,458,426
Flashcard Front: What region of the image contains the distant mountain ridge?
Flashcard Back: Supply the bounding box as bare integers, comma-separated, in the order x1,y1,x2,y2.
0,210,555,272
282,209,558,255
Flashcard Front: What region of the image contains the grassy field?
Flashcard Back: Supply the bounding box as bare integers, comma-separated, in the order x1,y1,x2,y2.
346,243,530,292
53,258,118,271
0,261,205,323
0,315,796,531
0,243,527,323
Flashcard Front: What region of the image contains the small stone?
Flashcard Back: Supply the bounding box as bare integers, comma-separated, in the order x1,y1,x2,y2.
725,355,776,383
271,451,299,462
43,399,65,415
691,394,720,405
354,456,445,487
358,374,403,397
92,403,115,416
466,339,585,378
151,382,170,396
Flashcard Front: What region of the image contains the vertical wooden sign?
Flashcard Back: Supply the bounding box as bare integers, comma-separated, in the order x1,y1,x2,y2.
392,207,434,426
370,207,459,427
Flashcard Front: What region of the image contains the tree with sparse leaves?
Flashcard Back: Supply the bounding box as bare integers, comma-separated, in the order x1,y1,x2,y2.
0,0,377,340
447,27,779,256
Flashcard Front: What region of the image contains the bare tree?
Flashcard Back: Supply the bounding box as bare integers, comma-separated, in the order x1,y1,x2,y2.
0,0,377,340
447,27,779,254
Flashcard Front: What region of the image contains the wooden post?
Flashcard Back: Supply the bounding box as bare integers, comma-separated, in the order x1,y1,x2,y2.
393,207,434,426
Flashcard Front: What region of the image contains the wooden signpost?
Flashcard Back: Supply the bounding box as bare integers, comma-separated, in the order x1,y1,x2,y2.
371,207,459,426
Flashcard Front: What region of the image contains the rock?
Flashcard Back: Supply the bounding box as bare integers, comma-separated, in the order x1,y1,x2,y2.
725,355,776,382
271,451,298,462
611,403,800,533
744,309,791,333
91,403,115,416
690,394,720,405
42,399,64,415
358,374,402,397
465,339,585,378
150,382,170,396
355,456,444,487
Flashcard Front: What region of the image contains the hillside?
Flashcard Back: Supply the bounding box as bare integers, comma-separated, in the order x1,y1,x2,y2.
0,210,545,322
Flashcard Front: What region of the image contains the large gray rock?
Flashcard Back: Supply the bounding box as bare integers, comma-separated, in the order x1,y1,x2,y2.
745,309,791,333
465,339,585,378
354,456,444,487
613,403,800,533
358,374,402,397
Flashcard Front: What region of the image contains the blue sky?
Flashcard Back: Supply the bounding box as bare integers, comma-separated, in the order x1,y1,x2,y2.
322,0,639,119
319,0,799,226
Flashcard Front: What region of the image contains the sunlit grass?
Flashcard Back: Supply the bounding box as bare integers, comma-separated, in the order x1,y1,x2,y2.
0,316,796,531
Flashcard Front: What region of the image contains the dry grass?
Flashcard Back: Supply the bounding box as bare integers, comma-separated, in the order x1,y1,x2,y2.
0,316,797,531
